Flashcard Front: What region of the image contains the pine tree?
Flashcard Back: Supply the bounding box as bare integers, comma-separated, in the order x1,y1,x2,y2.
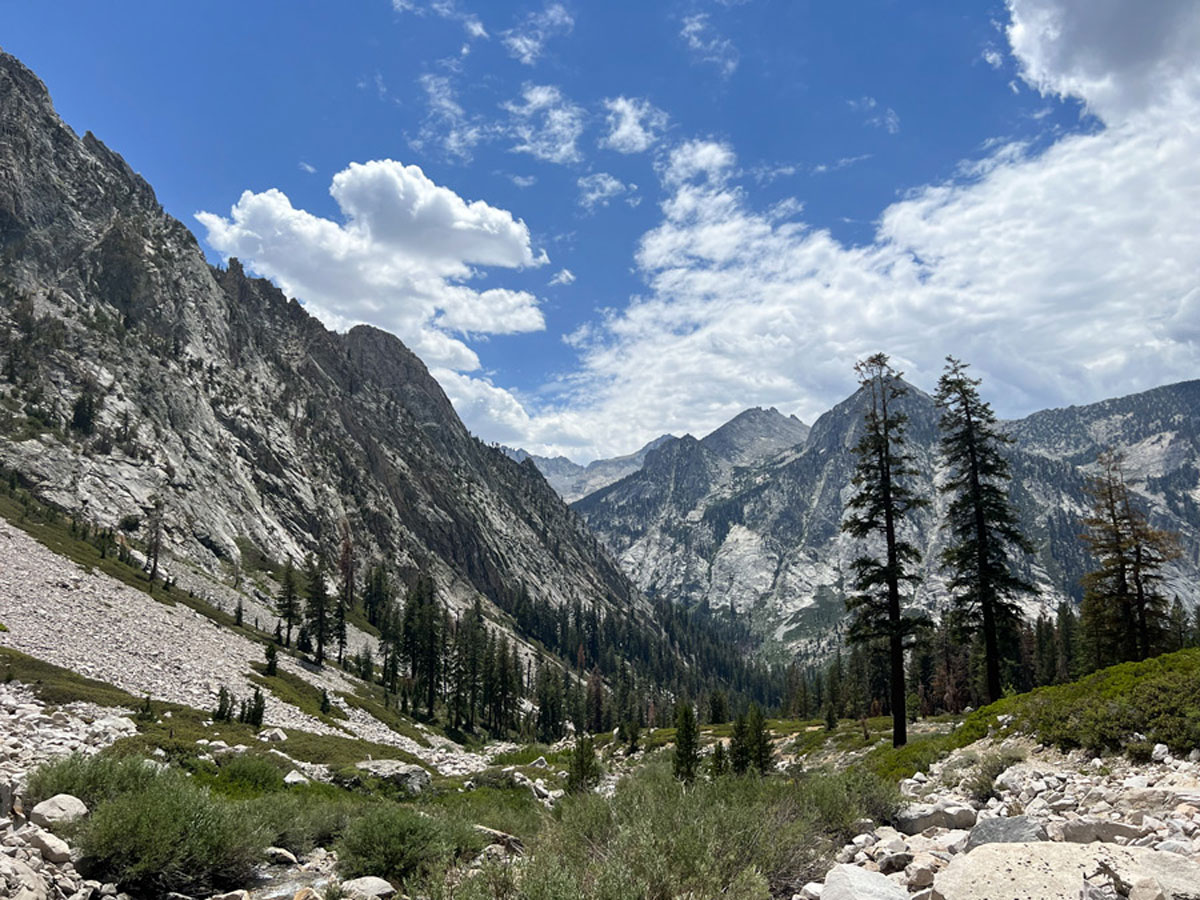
935,357,1036,703
1080,451,1181,667
729,711,750,775
567,734,599,793
336,524,354,666
673,701,699,785
146,494,165,585
841,353,929,747
277,559,300,647
304,555,331,665
746,702,772,774
707,689,728,725
709,740,728,777
265,641,278,676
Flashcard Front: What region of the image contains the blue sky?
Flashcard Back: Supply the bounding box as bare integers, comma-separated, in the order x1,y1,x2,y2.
4,1,1199,460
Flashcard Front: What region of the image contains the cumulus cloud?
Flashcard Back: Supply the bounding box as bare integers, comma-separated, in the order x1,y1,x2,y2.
680,14,739,78
502,3,574,65
196,160,547,375
577,172,636,210
600,96,669,154
446,0,1200,460
1007,0,1200,122
503,84,586,164
549,268,576,286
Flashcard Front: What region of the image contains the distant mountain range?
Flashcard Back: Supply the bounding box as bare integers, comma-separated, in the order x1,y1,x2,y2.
525,382,1200,660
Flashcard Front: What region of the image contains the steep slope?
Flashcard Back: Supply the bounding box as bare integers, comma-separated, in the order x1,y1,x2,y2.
577,380,1200,659
0,50,631,630
698,406,809,466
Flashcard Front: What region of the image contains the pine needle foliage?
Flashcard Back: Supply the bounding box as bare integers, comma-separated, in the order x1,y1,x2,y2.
841,353,929,747
934,356,1035,702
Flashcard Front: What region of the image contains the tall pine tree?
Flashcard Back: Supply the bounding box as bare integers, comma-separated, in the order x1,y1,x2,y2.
304,555,331,665
935,357,1035,703
277,558,300,647
841,353,928,747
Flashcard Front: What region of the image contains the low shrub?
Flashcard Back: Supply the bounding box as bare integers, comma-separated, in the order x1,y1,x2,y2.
207,754,285,798
77,770,264,895
27,754,159,808
963,747,1025,804
247,787,363,854
336,803,481,890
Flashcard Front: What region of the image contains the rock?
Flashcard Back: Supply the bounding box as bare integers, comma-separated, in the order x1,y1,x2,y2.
0,855,48,900
284,769,310,786
875,850,912,875
30,794,88,828
1061,819,1099,843
209,892,250,900
964,814,1048,852
27,828,72,863
266,846,298,865
340,875,397,898
798,882,823,899
473,825,524,854
1128,877,1167,900
259,728,288,743
354,760,431,794
291,891,320,900
933,841,1200,899
821,863,907,899
1151,744,1169,763
1154,839,1192,855
530,756,548,768
1094,820,1141,842
895,804,976,835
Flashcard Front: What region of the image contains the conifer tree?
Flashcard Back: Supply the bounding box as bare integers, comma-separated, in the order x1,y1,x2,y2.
567,734,599,793
841,353,929,747
709,740,728,777
729,712,750,775
746,702,772,774
935,357,1035,703
265,641,278,676
304,555,331,665
673,700,699,785
1080,451,1181,666
277,559,300,647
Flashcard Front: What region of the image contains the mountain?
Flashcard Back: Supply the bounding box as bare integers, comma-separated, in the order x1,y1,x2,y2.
512,406,808,503
502,434,675,503
0,50,638,637
575,379,1200,659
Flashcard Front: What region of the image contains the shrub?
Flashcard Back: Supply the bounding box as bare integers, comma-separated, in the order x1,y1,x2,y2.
77,770,264,894
247,788,362,854
1126,740,1155,764
963,748,1025,804
209,754,284,798
27,754,159,808
336,803,480,889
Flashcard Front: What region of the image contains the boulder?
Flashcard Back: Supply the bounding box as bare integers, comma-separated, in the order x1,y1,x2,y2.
27,828,72,863
933,841,1200,899
964,815,1048,852
821,863,907,899
284,769,310,786
259,728,288,743
30,794,88,828
209,892,251,900
354,760,431,795
266,846,298,865
895,803,976,835
341,875,397,898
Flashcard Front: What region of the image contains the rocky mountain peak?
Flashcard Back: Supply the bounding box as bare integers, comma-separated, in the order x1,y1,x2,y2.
699,406,810,466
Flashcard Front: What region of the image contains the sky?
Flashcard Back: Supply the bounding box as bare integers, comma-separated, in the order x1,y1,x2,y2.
3,0,1199,461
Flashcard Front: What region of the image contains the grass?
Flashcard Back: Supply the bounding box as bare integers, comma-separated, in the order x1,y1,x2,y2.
338,685,430,746
0,647,144,708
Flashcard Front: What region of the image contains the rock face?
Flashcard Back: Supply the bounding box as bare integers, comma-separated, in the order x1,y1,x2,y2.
933,841,1200,900
0,50,649,648
504,434,677,503
575,378,1200,655
962,814,1047,852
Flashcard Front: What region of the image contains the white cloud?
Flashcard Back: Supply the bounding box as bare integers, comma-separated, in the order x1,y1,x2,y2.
983,47,1004,69
510,174,537,188
392,0,489,40
196,160,547,376
445,2,1200,460
599,96,669,154
503,84,585,164
549,268,576,286
849,96,900,134
680,14,739,78
412,73,486,161
298,161,317,174
577,173,635,210
1006,0,1200,122
502,3,574,65
811,153,871,175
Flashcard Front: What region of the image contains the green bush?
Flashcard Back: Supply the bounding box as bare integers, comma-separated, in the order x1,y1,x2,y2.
336,803,481,889
496,759,897,900
27,754,160,808
208,754,285,798
77,770,264,894
963,748,1025,804
1125,740,1155,764
247,788,362,854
